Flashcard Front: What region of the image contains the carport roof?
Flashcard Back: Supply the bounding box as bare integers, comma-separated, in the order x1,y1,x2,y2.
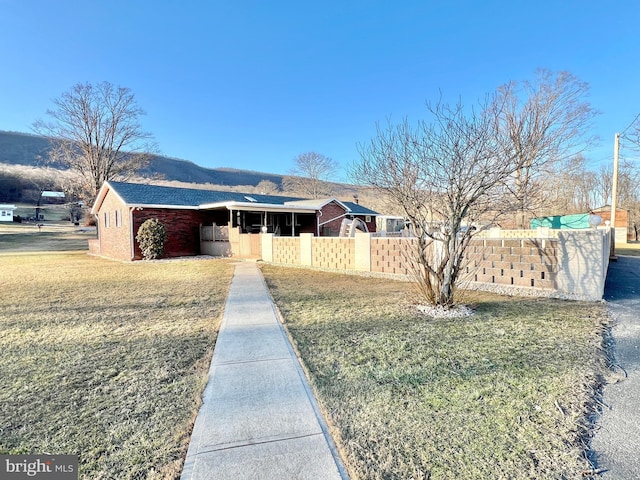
92,181,378,216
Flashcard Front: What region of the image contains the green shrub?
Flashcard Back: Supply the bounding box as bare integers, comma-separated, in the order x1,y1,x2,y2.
136,218,168,260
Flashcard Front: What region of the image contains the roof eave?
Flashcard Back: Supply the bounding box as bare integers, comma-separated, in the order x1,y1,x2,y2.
199,201,316,213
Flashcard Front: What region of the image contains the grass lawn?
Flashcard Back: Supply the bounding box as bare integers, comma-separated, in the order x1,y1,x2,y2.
0,222,97,252
0,252,234,479
261,265,610,480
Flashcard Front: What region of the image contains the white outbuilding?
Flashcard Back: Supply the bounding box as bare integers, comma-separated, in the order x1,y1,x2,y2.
0,204,16,222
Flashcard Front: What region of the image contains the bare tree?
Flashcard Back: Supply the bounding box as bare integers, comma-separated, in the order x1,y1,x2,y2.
254,179,280,195
283,152,339,198
33,81,155,203
540,154,599,214
495,70,598,227
352,98,523,308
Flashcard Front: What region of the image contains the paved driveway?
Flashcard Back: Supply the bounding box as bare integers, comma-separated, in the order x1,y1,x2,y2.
591,256,640,478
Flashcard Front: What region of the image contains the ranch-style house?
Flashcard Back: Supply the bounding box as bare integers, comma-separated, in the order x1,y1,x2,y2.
90,181,379,261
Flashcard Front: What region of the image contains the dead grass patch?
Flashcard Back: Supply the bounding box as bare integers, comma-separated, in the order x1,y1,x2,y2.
261,265,610,480
0,253,234,479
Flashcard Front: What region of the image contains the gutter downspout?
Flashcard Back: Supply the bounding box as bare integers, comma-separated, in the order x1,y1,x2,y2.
130,207,135,260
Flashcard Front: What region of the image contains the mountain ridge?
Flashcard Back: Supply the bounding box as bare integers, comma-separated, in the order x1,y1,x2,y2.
0,130,286,187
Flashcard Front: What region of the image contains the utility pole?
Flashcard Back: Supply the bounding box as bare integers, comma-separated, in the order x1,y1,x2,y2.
610,133,620,260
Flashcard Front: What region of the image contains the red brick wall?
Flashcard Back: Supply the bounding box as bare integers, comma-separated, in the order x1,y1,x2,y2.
319,202,377,236
94,188,224,260
131,208,219,260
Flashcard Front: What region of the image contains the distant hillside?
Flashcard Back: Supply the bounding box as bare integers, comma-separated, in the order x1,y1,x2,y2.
0,130,284,187
0,130,382,211
0,130,54,166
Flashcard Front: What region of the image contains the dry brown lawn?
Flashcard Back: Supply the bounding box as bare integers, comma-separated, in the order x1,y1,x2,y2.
0,252,234,479
262,265,611,480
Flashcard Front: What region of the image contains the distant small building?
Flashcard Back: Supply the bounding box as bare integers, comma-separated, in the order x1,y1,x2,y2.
0,204,16,222
41,191,66,204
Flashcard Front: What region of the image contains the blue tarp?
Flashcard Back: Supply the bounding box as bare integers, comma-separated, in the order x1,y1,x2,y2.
530,213,591,229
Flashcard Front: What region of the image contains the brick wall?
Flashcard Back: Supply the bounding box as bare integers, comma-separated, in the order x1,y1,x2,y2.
312,237,355,270
94,189,134,261
273,237,301,264
318,202,376,236
370,237,415,275
462,238,557,289
132,208,217,259
263,229,611,300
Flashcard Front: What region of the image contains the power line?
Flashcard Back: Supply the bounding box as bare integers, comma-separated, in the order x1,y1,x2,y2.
620,112,640,137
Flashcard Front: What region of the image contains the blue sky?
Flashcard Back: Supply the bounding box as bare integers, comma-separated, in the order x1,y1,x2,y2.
1,0,638,181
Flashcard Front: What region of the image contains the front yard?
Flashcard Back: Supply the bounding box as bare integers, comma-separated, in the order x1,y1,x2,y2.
0,252,234,478
261,265,611,479
0,227,612,479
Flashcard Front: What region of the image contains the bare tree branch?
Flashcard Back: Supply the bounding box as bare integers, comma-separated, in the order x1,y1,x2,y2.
33,81,156,203
494,69,599,227
283,152,339,198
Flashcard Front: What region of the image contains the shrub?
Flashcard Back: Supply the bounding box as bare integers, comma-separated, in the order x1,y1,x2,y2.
136,218,168,260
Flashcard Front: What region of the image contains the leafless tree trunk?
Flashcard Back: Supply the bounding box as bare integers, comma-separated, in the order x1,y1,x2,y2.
33,81,156,204
283,152,339,198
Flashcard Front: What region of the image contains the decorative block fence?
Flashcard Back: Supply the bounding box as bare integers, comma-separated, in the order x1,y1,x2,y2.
260,228,612,301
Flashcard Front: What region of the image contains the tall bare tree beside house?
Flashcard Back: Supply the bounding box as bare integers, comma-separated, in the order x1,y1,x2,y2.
283,152,339,199
353,98,523,308
495,69,598,228
33,81,156,204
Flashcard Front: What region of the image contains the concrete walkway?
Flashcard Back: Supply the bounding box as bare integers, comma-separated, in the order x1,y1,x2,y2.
181,261,347,480
591,256,640,478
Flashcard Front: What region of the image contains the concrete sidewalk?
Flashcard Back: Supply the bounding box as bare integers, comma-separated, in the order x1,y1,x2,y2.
181,261,347,480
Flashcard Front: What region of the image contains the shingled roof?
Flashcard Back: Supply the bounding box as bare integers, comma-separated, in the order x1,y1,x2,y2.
93,181,378,216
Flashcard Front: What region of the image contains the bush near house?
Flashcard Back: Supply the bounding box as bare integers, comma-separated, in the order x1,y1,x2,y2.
136,218,168,260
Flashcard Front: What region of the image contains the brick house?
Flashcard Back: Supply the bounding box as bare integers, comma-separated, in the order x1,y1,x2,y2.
89,181,378,261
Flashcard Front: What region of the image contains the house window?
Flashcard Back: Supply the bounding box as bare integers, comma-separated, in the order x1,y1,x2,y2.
104,212,110,228
366,216,371,223
115,210,122,227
